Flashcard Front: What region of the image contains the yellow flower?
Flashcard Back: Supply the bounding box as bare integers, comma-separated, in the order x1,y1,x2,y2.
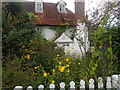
43,72,47,77
59,62,62,64
34,67,38,69
51,80,55,83
52,69,55,73
72,48,74,50
24,55,30,59
78,63,80,65
65,58,69,62
67,65,69,67
58,66,62,68
67,69,70,73
27,55,30,59
57,54,60,57
59,66,66,72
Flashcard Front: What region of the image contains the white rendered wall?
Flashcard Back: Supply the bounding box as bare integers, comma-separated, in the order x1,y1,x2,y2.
37,26,56,41
36,25,89,55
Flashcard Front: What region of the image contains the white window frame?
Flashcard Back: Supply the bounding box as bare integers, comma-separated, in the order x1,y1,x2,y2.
35,2,43,13
57,3,67,13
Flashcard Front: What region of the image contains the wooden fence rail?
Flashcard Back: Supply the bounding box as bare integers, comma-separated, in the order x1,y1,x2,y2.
14,74,120,90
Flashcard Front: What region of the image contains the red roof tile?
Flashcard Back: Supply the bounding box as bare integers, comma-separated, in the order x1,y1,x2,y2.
23,2,76,26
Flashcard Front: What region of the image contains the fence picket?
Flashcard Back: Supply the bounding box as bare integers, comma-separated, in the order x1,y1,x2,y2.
14,86,23,90
89,78,94,90
38,85,44,90
106,77,112,90
112,75,118,88
80,80,85,90
70,81,75,90
98,77,103,89
49,83,55,90
60,82,65,90
27,86,33,90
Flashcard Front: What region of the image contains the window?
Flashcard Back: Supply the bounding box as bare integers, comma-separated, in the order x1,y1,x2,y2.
37,3,41,11
35,2,43,13
57,0,67,13
60,5,62,11
58,4,66,13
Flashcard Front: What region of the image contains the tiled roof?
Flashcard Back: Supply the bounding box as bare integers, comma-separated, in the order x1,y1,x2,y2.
23,2,76,26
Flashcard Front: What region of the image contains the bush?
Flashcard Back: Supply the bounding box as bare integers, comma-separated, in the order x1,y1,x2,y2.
2,56,35,89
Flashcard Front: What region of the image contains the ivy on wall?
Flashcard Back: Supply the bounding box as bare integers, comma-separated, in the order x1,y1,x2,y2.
50,23,70,35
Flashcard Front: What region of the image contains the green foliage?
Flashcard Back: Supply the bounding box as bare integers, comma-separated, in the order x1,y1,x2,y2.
50,23,70,35
2,57,35,89
109,27,120,73
89,14,117,77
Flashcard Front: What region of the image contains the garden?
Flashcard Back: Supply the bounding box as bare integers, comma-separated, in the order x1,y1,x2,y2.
2,2,120,89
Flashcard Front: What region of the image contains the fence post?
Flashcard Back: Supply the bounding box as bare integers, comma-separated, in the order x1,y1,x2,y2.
89,78,94,90
27,86,33,90
106,77,112,90
49,83,55,90
70,81,75,90
98,77,103,89
80,80,85,90
14,86,23,90
38,85,44,90
60,82,65,90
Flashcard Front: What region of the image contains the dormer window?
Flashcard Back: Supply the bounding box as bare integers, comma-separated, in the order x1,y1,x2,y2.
57,0,67,13
35,0,43,13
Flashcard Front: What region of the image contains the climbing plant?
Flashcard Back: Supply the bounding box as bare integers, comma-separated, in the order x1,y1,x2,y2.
50,23,71,35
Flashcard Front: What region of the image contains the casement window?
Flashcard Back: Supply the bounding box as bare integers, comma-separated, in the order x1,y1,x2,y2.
35,2,43,13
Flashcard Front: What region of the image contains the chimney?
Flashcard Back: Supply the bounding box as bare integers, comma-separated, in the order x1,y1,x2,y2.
75,0,85,23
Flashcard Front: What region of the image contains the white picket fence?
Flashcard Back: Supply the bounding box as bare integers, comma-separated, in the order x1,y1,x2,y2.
14,74,120,90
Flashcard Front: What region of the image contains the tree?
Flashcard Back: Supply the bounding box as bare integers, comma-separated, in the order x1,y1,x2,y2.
2,2,36,60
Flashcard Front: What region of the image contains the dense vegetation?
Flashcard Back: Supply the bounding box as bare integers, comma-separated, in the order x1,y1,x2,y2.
2,2,120,89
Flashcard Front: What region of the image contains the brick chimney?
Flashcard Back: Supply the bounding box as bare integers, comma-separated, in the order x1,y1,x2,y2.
75,0,85,23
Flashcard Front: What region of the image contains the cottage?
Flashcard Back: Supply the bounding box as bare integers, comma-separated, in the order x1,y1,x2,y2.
23,0,89,54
